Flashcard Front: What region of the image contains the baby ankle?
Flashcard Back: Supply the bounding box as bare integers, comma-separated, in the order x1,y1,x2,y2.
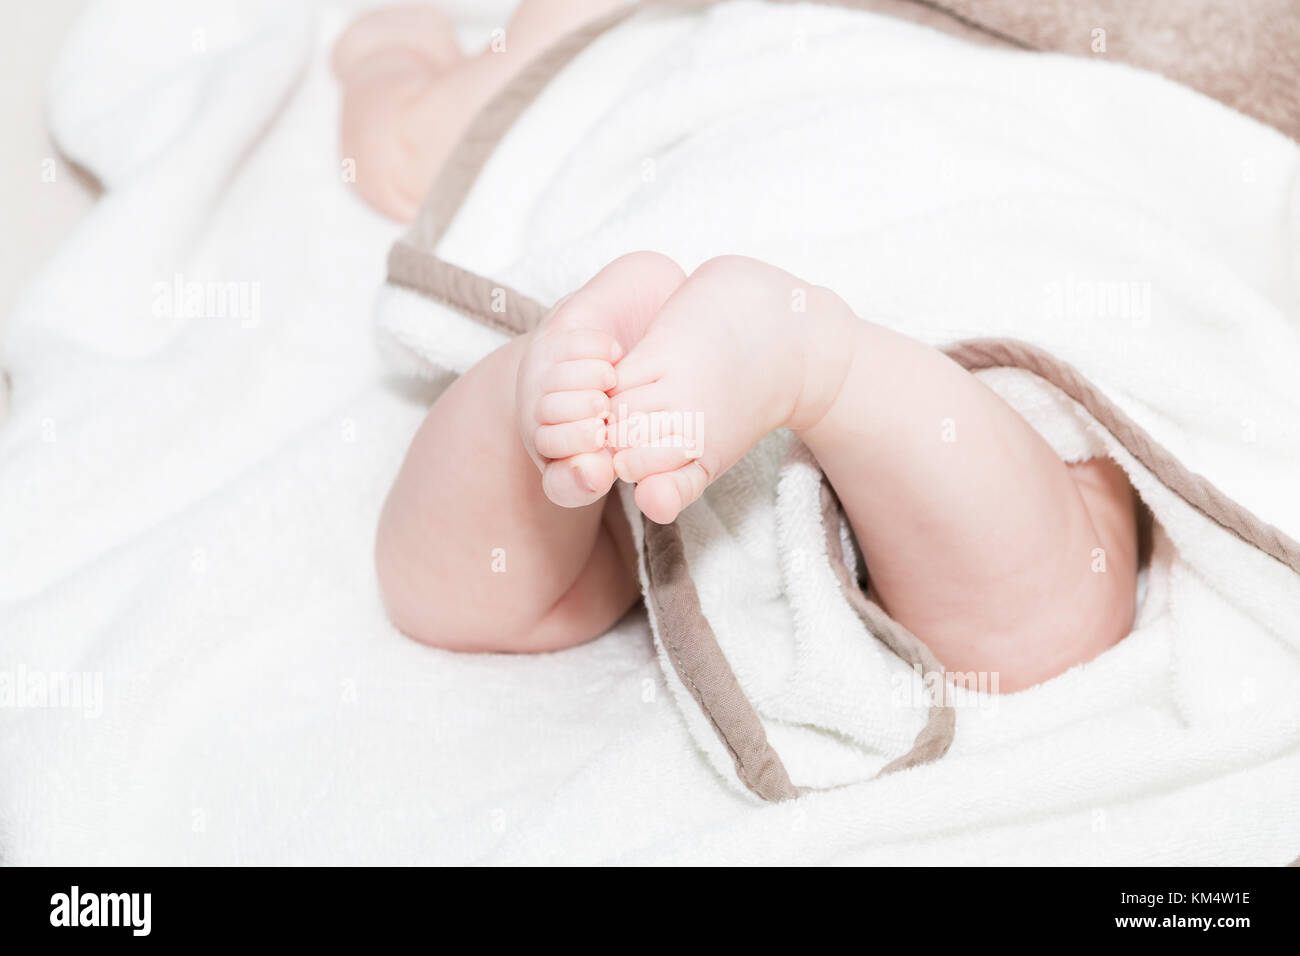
786,295,860,434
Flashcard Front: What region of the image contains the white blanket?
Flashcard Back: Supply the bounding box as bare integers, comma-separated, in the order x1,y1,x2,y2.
3,0,1299,865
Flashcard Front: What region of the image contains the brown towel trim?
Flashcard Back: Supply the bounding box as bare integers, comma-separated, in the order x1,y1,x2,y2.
820,480,957,773
389,241,542,336
391,1,644,259
381,0,1300,819
942,339,1300,576
643,458,956,803
643,519,801,801
922,0,1300,142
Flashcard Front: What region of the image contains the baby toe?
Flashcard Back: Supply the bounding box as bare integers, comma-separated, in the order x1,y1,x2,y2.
540,359,617,394
536,389,609,426
605,385,680,444
611,443,701,484
634,463,709,524
542,452,615,508
534,418,608,460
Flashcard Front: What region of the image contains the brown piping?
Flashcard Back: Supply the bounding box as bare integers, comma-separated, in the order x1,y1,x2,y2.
819,480,956,773
396,2,644,255
942,339,1300,576
643,520,801,801
388,242,541,336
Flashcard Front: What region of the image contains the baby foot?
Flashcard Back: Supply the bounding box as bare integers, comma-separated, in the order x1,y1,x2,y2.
516,252,688,508
517,325,623,508
608,256,856,524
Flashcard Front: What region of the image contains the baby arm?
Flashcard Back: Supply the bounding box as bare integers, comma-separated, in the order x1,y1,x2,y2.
335,0,623,220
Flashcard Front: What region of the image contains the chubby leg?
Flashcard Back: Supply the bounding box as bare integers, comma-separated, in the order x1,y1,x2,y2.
376,253,685,651
797,325,1139,691
375,337,634,651
607,256,1138,691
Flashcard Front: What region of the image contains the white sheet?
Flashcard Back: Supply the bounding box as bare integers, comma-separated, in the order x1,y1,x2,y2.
3,0,1299,865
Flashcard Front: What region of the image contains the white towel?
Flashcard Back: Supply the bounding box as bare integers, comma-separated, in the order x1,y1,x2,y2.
378,0,1300,861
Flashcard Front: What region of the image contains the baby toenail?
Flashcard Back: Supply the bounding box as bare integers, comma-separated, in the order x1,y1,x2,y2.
573,464,597,493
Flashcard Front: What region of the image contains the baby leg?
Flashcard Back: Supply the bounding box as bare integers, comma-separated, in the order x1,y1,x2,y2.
376,253,685,651
607,256,1138,691
797,324,1140,692
375,336,636,652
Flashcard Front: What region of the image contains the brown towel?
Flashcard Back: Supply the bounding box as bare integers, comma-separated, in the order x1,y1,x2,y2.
904,0,1300,141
